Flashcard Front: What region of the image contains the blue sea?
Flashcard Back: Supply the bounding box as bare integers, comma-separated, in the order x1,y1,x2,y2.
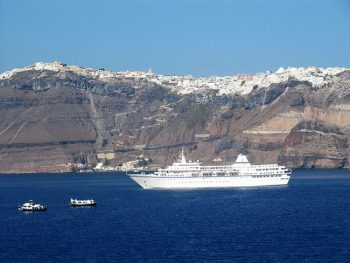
1,169,350,263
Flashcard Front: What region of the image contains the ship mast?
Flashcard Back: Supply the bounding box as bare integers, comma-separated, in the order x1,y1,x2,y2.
181,147,186,163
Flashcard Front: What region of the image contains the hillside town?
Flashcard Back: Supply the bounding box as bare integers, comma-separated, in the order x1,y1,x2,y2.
1,62,346,96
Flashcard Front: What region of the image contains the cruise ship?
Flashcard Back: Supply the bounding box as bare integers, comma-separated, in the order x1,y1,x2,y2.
128,149,291,189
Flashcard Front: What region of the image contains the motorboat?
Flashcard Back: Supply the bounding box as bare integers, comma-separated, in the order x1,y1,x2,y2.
19,200,47,211
70,198,97,207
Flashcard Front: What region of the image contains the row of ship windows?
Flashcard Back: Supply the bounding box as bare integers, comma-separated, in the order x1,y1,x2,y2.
161,174,237,176
159,174,282,177
164,170,281,174
160,175,280,181
165,179,230,183
255,168,280,171
245,172,282,175
252,175,280,178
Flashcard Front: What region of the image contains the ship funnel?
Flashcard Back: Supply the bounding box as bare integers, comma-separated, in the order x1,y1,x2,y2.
232,153,251,167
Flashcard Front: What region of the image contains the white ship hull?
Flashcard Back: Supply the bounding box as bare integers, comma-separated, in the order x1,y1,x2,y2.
129,174,290,189
128,150,291,189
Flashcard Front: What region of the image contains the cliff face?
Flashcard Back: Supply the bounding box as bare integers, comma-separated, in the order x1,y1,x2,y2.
278,122,348,168
0,62,350,173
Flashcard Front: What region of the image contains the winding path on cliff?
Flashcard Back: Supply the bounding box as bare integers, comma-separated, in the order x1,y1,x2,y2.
0,107,33,138
8,122,28,143
87,92,104,149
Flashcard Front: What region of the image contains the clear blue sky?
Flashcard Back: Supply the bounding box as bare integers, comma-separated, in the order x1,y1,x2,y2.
1,0,350,76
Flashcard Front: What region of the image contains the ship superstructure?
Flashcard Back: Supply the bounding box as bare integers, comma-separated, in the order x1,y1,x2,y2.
128,149,291,189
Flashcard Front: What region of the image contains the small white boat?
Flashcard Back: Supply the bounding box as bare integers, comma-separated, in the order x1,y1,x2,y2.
70,198,97,207
19,200,47,212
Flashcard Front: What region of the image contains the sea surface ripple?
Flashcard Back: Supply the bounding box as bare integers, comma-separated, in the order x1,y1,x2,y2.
1,169,350,262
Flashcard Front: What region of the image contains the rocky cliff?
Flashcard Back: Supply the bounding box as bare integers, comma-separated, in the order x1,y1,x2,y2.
1,62,350,173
